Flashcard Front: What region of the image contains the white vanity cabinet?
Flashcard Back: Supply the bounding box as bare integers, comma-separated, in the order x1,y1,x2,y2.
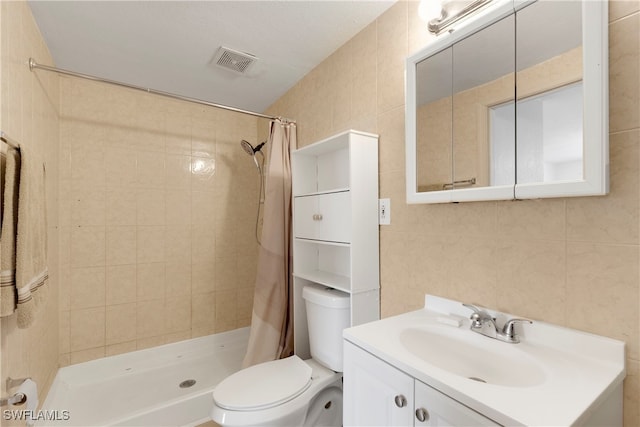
291,130,380,359
344,341,499,427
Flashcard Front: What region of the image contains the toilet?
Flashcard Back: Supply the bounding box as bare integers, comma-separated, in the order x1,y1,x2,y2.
210,285,350,427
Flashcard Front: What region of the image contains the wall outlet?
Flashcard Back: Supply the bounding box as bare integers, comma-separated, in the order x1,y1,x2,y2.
379,198,391,225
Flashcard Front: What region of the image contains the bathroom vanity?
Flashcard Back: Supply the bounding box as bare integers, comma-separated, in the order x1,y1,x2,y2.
343,296,625,426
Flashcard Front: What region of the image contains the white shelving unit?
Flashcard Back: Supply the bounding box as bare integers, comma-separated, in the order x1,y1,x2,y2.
292,130,380,359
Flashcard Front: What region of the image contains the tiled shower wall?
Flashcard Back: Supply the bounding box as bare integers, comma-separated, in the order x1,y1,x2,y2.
58,77,262,365
266,1,640,425
0,0,60,410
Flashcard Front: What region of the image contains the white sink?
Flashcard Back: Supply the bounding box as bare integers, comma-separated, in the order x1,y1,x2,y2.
343,295,626,426
399,326,546,387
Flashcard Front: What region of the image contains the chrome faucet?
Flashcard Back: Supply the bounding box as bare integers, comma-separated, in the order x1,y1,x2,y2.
462,303,532,344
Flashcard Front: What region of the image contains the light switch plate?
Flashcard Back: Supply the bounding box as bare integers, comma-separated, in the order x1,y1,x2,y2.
379,198,390,225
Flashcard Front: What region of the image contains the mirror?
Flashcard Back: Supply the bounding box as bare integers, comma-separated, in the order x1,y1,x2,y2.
406,0,608,204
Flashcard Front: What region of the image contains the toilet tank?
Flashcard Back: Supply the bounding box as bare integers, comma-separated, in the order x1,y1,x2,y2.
302,286,351,372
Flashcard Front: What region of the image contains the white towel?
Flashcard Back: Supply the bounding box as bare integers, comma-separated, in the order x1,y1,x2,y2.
0,145,48,327
15,145,48,328
0,147,20,317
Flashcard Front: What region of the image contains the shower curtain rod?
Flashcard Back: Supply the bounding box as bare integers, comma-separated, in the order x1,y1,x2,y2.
28,58,294,124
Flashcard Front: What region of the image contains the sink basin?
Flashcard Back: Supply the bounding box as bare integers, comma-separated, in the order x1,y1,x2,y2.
399,326,546,387
344,295,626,426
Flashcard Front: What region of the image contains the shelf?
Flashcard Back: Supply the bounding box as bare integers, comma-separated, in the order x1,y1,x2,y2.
294,237,350,247
293,270,351,293
293,188,350,198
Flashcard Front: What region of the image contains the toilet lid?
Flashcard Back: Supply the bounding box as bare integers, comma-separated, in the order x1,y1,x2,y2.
213,355,312,411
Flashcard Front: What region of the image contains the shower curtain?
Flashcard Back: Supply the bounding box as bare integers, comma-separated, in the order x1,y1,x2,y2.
242,119,296,368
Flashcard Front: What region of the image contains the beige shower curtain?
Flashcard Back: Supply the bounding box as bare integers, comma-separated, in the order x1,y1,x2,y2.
242,119,296,368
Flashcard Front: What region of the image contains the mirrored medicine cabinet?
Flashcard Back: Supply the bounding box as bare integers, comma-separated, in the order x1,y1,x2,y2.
405,0,609,204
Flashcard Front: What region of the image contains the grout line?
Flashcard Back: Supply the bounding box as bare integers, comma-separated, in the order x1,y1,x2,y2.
609,8,640,26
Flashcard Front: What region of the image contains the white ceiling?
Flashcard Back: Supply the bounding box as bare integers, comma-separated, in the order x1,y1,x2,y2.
28,1,396,114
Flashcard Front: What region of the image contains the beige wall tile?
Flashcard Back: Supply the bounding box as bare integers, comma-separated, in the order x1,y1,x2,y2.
350,22,377,122
166,225,192,265
106,341,137,356
567,130,639,244
137,226,166,263
165,154,192,189
166,263,192,297
71,226,106,267
137,263,166,302
166,296,191,334
70,307,106,351
192,263,216,295
0,3,61,397
106,265,137,305
495,239,567,324
136,300,166,339
70,347,105,365
215,257,237,291
376,1,408,114
192,292,216,329
609,0,640,22
448,237,497,308
166,190,192,225
378,106,406,174
59,311,70,355
215,290,237,332
609,12,640,132
106,226,137,265
191,157,217,192
106,303,137,345
624,360,639,426
566,242,639,360
106,190,137,226
497,199,566,240
192,191,216,226
71,149,105,187
137,189,166,226
105,147,137,188
191,225,216,265
71,189,106,226
137,151,166,187
137,335,166,350
70,266,106,309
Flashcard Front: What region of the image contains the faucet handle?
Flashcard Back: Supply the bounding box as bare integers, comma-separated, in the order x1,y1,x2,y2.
502,318,533,341
462,303,487,328
462,303,481,314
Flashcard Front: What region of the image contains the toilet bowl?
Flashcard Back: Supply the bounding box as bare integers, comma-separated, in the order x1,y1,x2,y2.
211,357,342,427
210,285,350,427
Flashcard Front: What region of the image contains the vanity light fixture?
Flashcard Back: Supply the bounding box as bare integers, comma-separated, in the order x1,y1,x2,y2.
419,0,494,35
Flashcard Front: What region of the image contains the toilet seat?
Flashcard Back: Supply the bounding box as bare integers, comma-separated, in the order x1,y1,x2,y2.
213,355,312,411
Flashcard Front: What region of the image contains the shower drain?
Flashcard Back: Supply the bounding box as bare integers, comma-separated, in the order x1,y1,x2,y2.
179,379,196,388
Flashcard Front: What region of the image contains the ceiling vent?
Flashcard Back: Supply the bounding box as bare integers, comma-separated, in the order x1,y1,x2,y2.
213,46,257,74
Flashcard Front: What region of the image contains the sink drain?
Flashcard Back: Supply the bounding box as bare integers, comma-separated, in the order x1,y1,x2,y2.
468,377,487,383
179,379,196,388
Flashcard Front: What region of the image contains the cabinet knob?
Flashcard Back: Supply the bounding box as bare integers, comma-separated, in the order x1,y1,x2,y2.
394,394,407,408
415,408,429,422
312,214,323,221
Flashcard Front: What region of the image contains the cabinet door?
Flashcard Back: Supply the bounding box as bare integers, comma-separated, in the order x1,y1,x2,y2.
294,192,351,243
344,342,414,427
414,380,498,426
